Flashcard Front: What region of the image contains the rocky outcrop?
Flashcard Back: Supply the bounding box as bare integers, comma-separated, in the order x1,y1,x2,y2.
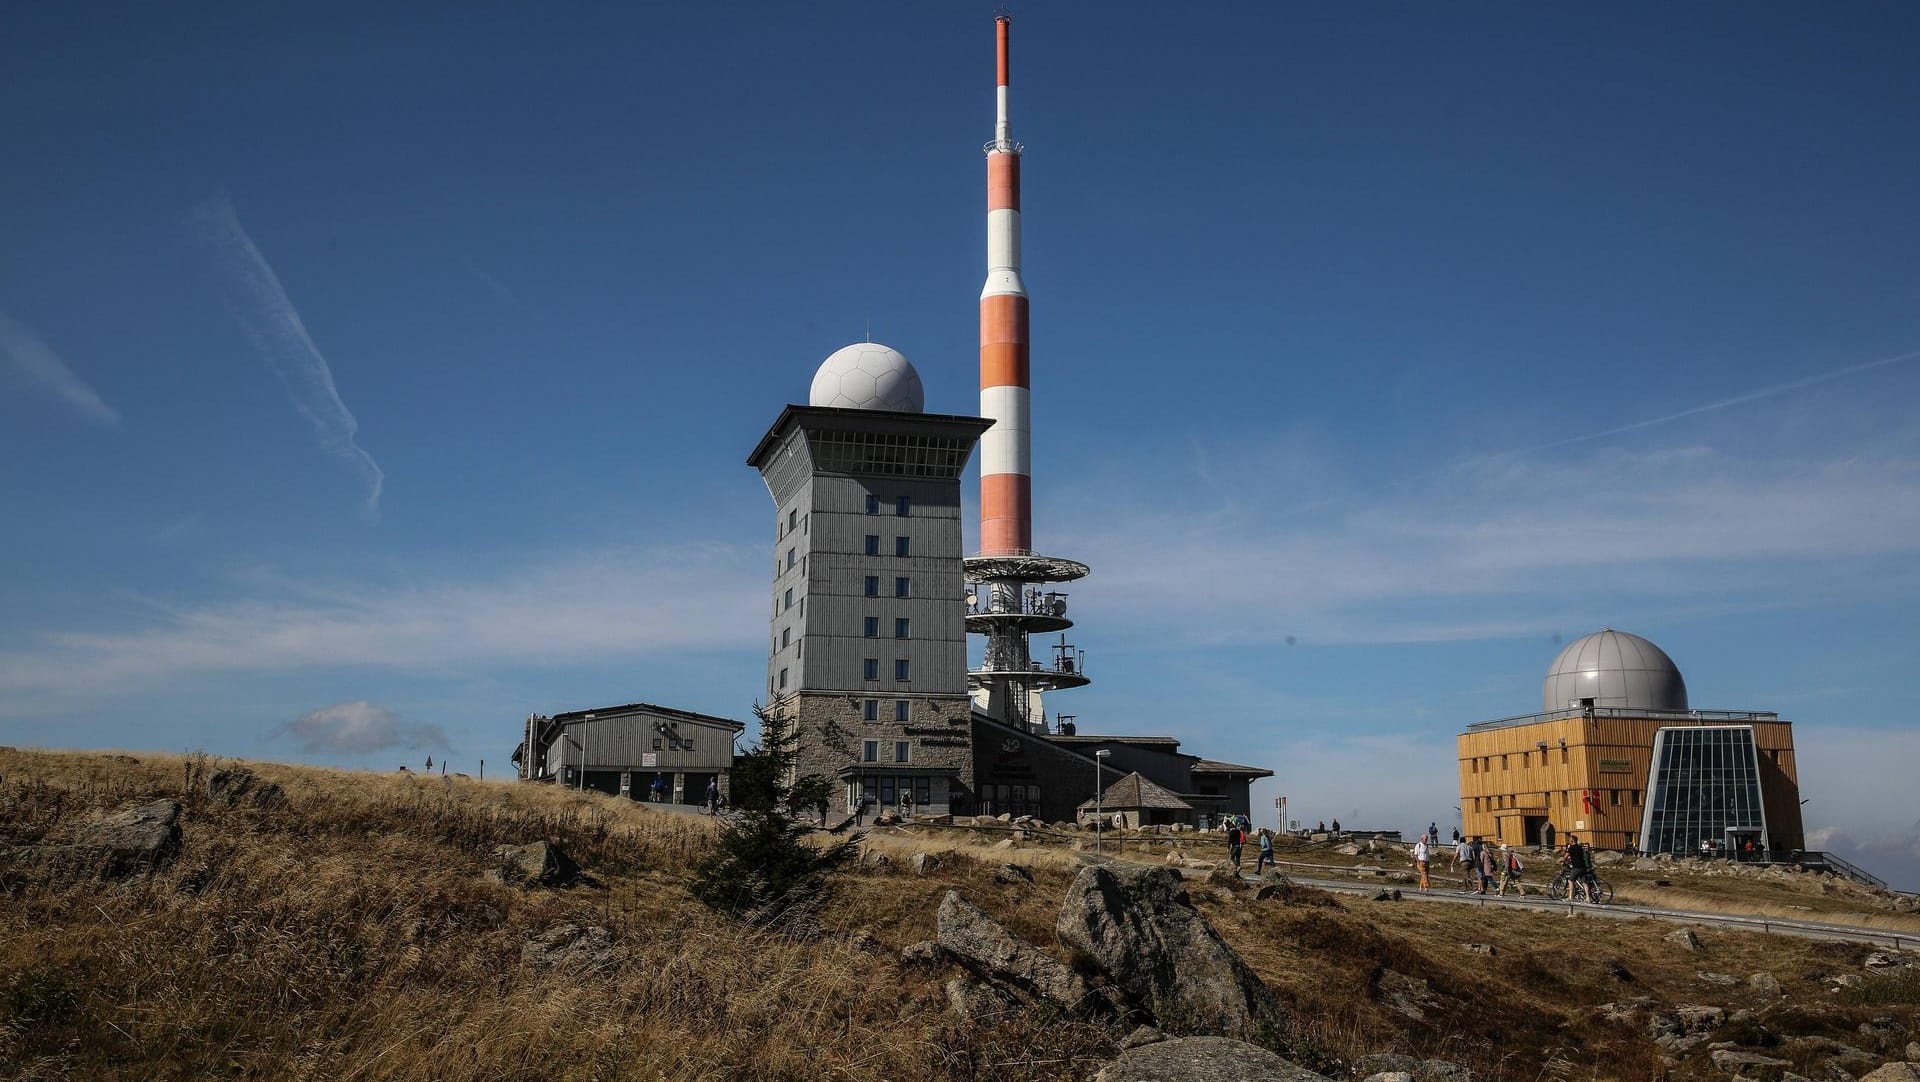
205,768,288,810
520,923,613,970
1709,1048,1788,1073
1861,1064,1920,1082
1055,864,1285,1040
945,976,1016,1022
1664,928,1702,950
1092,1036,1329,1082
490,840,580,887
30,798,185,877
911,852,942,876
936,890,1094,1013
900,940,945,966
993,863,1035,885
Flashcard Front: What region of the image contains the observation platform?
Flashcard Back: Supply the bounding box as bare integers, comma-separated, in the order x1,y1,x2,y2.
963,552,1089,585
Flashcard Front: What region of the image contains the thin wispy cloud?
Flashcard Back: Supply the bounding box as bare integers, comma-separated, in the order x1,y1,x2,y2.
0,311,119,425
467,263,522,307
1062,442,1920,647
191,195,384,517
1496,347,1920,460
0,544,764,709
280,700,448,755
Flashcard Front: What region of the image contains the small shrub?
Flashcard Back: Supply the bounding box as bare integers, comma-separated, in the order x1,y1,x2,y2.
5,966,77,1024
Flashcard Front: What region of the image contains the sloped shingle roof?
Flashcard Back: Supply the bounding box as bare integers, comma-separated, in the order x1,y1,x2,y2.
1078,771,1193,812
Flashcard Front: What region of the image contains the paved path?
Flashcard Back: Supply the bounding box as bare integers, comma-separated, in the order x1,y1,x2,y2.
1193,864,1920,951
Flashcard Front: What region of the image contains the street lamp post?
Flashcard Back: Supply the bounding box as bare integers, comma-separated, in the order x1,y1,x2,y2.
1094,749,1111,855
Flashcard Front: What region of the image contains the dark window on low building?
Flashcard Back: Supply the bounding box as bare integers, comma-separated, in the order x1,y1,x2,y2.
865,535,880,555
863,699,877,721
865,576,879,597
864,658,879,680
894,536,910,557
895,659,910,681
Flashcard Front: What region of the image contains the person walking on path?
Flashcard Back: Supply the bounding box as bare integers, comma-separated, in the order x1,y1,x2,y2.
650,773,667,803
1255,828,1275,875
705,777,719,815
1497,844,1525,896
1227,819,1245,871
1477,838,1498,894
1413,835,1431,893
1453,835,1473,890
1429,821,1440,846
1331,818,1341,836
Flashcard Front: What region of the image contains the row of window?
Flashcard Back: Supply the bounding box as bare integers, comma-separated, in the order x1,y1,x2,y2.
861,739,913,764
866,534,911,557
1468,748,1570,773
852,774,932,810
775,657,912,691
778,508,809,541
866,495,911,517
779,576,913,620
862,699,912,722
865,616,910,639
1468,790,1642,813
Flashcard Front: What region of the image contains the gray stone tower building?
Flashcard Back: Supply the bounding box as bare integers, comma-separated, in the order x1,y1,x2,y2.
747,344,991,821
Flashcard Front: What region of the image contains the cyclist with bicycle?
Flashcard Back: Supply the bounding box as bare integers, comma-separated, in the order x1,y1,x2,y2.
1561,834,1599,903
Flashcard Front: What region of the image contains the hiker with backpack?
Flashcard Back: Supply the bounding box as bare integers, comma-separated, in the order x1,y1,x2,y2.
1497,844,1526,896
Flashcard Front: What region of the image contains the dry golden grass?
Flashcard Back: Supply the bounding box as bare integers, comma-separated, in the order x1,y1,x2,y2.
2,748,1914,1082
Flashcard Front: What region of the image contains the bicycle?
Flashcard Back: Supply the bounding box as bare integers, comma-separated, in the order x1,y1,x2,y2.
1546,870,1614,904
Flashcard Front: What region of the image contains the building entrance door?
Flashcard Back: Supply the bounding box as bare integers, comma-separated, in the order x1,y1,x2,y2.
1524,816,1549,850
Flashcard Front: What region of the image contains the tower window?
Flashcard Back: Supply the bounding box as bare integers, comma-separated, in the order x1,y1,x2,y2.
865,535,880,556
866,494,880,515
863,699,877,721
895,576,910,598
864,616,879,638
894,700,910,722
788,509,797,530
783,588,793,611
786,547,795,569
863,658,879,680
895,659,910,681
782,627,791,647
896,496,910,517
895,741,911,763
864,576,879,597
894,536,910,557
895,618,910,639
778,667,788,689
863,740,878,763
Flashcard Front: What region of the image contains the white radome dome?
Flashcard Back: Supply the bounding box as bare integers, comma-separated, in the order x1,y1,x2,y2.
809,343,925,413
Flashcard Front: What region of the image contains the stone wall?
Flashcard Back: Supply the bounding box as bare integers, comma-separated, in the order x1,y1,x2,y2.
781,691,975,820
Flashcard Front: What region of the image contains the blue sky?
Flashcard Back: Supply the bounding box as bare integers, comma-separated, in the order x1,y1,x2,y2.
3,4,1918,885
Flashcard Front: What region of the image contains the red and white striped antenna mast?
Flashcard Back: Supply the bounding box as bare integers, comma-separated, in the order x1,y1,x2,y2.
967,12,1092,734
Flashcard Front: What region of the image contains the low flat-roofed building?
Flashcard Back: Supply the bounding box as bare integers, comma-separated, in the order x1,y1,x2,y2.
1458,629,1803,854
513,702,745,806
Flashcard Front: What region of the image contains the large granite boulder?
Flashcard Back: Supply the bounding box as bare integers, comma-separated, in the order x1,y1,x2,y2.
66,798,184,876
1056,864,1286,1039
490,840,580,886
1092,1036,1328,1081
936,890,1094,1013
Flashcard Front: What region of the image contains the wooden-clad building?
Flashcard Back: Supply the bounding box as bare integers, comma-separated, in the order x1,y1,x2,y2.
1458,630,1803,854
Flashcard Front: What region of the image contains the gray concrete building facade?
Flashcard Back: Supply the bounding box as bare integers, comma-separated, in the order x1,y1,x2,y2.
749,403,992,819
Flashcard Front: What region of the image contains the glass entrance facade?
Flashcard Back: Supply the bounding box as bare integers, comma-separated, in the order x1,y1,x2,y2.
1638,725,1769,856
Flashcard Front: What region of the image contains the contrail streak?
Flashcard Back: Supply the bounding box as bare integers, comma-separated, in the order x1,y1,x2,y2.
1505,347,1920,458
192,195,384,517
0,311,119,425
